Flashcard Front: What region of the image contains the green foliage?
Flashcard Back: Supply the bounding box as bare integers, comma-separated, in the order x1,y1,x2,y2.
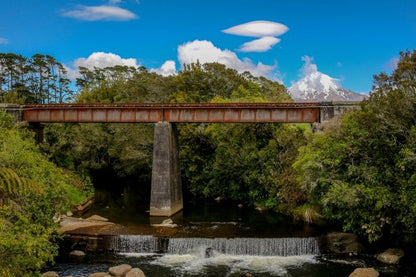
0,207,57,277
0,167,44,205
43,60,302,215
0,111,90,275
294,50,416,243
177,76,305,212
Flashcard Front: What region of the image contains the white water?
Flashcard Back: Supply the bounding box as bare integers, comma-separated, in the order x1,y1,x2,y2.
121,250,317,275
167,237,320,256
108,235,158,253
111,236,320,275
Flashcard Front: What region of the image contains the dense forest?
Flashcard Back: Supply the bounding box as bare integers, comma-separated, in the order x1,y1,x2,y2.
1,50,416,275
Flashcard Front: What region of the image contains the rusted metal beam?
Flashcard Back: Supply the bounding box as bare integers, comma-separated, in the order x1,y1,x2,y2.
22,103,321,123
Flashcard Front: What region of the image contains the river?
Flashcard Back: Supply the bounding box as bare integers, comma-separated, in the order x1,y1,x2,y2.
48,185,414,276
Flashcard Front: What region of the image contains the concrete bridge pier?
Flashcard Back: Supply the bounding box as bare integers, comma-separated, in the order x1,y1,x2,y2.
150,121,183,216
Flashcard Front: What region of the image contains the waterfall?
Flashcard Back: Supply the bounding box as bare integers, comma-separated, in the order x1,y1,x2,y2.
166,237,320,256
108,235,159,253
108,235,320,256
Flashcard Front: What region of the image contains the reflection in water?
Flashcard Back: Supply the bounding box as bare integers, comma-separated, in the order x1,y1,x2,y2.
84,187,326,237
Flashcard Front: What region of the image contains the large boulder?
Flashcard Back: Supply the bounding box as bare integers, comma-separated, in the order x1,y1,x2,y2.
109,264,132,277
375,248,404,264
349,268,379,277
126,268,146,277
41,272,59,277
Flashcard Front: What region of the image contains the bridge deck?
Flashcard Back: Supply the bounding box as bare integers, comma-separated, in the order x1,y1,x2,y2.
23,103,323,123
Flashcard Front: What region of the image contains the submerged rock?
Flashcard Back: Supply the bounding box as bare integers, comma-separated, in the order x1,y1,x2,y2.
69,250,86,257
86,215,109,222
152,218,178,228
375,248,404,264
348,268,379,277
109,264,132,277
205,247,214,258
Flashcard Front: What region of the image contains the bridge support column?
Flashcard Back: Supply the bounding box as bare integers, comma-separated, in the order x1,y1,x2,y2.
150,122,183,216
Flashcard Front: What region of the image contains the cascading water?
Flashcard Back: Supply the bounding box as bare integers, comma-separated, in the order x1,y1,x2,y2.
167,238,319,256
166,237,320,256
108,235,320,256
108,235,159,253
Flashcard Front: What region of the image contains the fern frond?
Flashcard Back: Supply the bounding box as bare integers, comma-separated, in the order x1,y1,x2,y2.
0,168,44,203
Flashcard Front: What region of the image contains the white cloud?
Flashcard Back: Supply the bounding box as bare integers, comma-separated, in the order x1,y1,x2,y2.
74,52,139,69
177,40,276,77
61,5,137,21
151,60,177,76
222,21,289,37
300,56,319,76
0,37,9,44
66,52,140,79
239,36,280,52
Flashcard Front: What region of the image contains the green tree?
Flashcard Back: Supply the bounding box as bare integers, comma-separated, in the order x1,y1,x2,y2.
0,111,91,275
294,50,416,243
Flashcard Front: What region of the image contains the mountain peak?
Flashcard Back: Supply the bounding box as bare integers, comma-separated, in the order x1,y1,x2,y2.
289,56,366,102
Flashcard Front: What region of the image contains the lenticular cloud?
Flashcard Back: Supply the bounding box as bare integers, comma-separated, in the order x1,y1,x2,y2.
239,36,281,52
222,20,289,38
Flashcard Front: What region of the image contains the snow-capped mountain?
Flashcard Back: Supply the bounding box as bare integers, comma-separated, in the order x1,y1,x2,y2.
289,56,367,102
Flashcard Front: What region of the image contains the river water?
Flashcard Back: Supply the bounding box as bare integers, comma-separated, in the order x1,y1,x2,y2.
49,186,413,276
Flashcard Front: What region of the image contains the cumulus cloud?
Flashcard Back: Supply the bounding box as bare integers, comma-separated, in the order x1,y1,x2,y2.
151,60,177,76
222,20,289,37
61,5,137,21
66,52,140,79
239,36,280,52
74,52,139,68
177,40,276,77
0,37,9,44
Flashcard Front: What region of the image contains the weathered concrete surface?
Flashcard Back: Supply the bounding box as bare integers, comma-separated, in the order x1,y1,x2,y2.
150,122,183,216
319,102,360,123
0,103,24,121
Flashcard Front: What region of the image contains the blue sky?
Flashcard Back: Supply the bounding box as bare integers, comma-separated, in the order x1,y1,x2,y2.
0,0,415,94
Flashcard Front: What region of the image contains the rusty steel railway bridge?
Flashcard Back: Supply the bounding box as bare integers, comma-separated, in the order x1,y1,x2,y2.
1,102,358,216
